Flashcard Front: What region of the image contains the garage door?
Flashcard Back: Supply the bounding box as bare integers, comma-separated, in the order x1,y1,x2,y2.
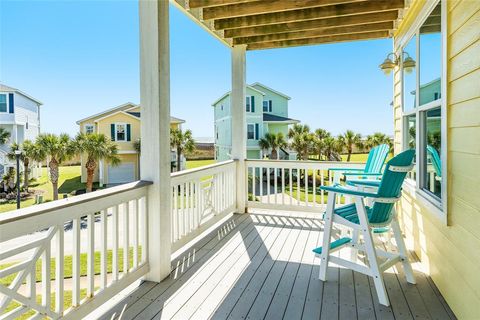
107,163,135,185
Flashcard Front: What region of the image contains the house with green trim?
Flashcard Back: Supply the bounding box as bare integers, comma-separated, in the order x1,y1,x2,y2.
212,82,299,161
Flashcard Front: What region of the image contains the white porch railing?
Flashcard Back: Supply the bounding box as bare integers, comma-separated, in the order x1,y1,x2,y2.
170,160,237,252
246,160,364,213
0,181,151,320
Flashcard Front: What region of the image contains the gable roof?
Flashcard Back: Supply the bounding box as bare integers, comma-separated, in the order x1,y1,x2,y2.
211,85,266,106
250,82,291,100
0,83,43,105
76,102,185,124
263,113,299,124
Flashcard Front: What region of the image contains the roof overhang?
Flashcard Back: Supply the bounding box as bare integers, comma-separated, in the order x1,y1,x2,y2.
172,0,406,51
264,120,300,124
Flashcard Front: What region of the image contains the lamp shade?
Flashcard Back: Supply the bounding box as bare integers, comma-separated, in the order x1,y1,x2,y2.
403,56,416,74
379,57,396,75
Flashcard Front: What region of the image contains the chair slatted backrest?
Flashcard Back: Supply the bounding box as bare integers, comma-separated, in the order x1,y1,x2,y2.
427,145,442,178
368,149,415,224
364,144,390,174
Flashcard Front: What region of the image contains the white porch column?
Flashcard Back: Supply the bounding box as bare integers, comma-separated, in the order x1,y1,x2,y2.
231,45,247,213
139,0,171,282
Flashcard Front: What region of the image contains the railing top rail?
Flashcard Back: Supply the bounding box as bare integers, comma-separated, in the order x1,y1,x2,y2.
170,159,236,179
0,180,152,225
245,159,365,168
245,159,364,165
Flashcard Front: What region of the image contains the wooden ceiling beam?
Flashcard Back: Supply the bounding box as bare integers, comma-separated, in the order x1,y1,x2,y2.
214,0,404,30
246,30,389,50
233,21,393,45
202,0,366,20
224,10,398,38
188,0,259,9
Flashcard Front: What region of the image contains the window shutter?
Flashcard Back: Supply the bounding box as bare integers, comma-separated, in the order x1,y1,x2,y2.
269,100,272,112
110,124,116,141
126,124,131,141
255,123,259,140
251,96,255,112
8,93,14,113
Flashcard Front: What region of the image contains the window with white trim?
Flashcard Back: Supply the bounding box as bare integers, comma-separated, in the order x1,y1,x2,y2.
85,124,94,134
247,124,255,140
263,101,268,112
246,96,251,112
116,123,126,141
0,94,7,113
401,1,444,205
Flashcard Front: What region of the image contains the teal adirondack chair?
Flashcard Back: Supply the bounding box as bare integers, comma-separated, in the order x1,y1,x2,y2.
314,149,416,306
329,144,390,183
427,145,441,179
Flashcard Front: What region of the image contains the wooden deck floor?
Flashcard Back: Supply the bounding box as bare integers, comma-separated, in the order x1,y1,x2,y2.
99,211,456,320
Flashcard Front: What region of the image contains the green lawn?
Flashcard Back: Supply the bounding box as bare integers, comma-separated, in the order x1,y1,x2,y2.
1,161,216,213
186,159,215,169
0,166,86,213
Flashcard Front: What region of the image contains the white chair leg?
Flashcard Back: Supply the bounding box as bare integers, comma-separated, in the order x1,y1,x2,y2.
350,228,360,262
354,197,389,306
363,227,390,306
319,192,335,281
391,216,416,284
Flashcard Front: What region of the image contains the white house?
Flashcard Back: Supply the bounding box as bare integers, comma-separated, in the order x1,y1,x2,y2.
0,84,42,175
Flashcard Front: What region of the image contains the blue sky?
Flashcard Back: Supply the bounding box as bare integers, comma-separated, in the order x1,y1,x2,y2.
1,0,394,138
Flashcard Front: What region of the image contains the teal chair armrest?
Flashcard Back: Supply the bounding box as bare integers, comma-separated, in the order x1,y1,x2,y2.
320,185,378,198
343,172,383,177
328,168,364,172
346,180,382,188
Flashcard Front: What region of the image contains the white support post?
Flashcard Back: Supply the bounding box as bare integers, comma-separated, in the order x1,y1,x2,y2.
231,45,247,213
139,0,172,282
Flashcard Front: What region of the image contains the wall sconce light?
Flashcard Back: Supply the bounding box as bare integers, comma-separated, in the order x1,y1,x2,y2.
379,52,416,75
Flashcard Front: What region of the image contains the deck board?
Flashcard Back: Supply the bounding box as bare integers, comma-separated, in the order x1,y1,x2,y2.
99,211,456,320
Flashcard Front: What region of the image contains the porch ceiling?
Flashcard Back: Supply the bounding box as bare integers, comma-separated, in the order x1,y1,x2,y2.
173,0,407,50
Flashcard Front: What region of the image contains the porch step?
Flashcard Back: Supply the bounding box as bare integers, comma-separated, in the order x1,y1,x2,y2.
312,237,352,255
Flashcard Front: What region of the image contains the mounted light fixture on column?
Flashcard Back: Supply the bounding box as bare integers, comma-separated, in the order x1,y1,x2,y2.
379,52,416,75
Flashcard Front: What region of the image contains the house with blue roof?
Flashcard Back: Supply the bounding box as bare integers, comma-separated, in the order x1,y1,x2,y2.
212,82,299,161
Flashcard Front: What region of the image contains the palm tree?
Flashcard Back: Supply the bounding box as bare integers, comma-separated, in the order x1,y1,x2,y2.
258,132,287,160
170,128,195,172
338,130,363,162
0,128,11,145
313,128,330,160
287,124,313,160
7,140,41,191
288,123,310,139
323,136,342,161
366,132,394,153
75,133,121,192
35,133,75,200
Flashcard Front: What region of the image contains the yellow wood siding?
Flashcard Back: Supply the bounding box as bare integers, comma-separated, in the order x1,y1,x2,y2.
78,106,182,183
393,1,480,318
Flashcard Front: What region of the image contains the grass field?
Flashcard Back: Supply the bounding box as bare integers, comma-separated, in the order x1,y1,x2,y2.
0,166,86,213
186,159,215,169
0,161,215,213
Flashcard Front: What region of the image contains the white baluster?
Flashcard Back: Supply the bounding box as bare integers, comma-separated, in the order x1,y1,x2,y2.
123,202,130,275
42,242,51,310
87,213,95,297
133,199,139,269
112,206,119,282
72,218,81,306
55,225,64,314
100,210,108,288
